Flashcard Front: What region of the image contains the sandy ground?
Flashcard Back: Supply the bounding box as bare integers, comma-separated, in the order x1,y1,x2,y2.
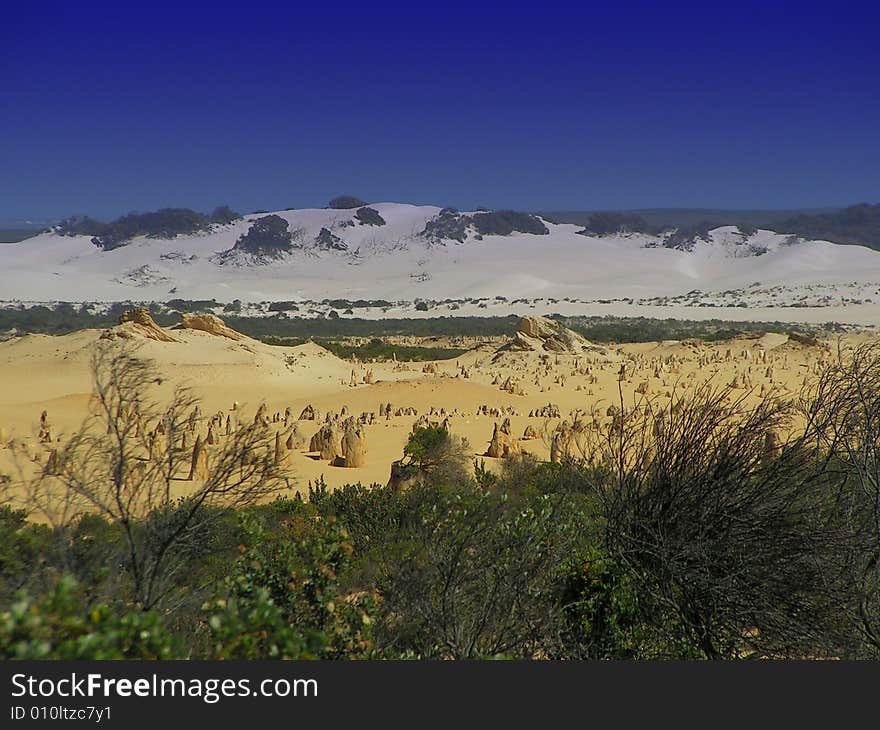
0,315,865,504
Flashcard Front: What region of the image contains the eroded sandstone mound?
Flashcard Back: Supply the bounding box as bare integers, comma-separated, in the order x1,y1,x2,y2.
485,418,520,458
511,316,600,354
177,313,245,341
341,423,368,467
103,307,178,343
310,422,341,461
285,422,308,450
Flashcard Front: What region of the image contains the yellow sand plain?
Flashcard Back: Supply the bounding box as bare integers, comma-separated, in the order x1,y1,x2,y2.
0,315,863,497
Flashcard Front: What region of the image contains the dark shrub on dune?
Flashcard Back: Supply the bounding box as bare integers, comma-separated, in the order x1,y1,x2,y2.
329,195,368,210
233,215,293,256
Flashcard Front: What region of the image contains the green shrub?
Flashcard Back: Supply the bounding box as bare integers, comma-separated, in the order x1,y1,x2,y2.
555,547,659,659
576,212,658,236
771,203,880,248
208,509,378,659
470,210,549,236
313,338,466,362
0,506,55,603
329,195,367,210
0,577,180,659
91,208,216,250
355,207,385,226
232,215,293,257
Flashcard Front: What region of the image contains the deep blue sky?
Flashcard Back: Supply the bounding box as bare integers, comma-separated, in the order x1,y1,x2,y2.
2,1,879,220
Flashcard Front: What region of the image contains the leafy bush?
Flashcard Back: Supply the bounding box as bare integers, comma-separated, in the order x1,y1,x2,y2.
0,506,54,604
771,203,880,248
371,487,573,658
560,315,806,344
320,299,393,309
0,577,179,659
661,221,717,251
55,207,240,250
391,426,472,489
233,215,293,257
421,209,548,241
205,579,319,659
555,547,652,658
267,301,300,312
54,216,106,237
587,384,854,658
355,207,385,226
470,210,549,236
315,227,347,250
421,208,470,243
208,509,377,659
91,209,214,250
576,212,658,236
403,426,450,466
329,196,367,210
210,205,242,225
314,338,467,362
165,298,220,313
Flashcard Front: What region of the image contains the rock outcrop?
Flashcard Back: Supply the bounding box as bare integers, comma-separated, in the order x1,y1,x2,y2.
188,435,209,481
284,423,308,450
550,420,586,463
507,316,607,355
104,307,178,343
177,313,245,341
341,423,367,467
309,422,341,461
486,419,520,458
273,431,284,465
387,460,419,493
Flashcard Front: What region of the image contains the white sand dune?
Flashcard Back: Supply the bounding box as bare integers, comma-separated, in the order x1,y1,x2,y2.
2,206,880,322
